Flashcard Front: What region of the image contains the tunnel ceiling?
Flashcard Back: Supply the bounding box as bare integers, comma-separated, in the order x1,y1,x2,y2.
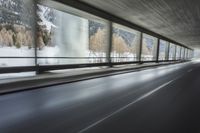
79,0,200,49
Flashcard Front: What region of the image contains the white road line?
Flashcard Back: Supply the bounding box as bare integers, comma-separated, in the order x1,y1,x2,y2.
187,69,193,73
78,76,182,133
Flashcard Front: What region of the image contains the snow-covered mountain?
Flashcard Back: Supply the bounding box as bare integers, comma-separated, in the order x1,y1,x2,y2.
37,4,56,31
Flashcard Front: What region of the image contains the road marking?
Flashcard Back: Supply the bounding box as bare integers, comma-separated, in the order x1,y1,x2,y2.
78,77,181,133
187,69,193,73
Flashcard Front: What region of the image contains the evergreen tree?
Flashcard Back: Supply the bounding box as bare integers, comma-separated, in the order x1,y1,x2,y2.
0,0,34,27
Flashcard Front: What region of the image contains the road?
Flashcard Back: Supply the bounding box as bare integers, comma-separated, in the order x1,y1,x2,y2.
0,61,200,133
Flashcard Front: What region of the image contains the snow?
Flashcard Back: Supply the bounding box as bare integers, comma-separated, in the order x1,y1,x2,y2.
0,47,35,67
37,4,56,31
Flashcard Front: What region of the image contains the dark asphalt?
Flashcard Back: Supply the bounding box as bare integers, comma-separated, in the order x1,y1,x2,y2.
0,61,200,133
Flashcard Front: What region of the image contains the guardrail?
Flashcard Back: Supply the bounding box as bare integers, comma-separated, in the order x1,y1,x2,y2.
0,56,188,74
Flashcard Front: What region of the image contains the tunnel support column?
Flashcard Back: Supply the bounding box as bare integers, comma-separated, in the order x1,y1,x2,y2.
156,39,160,63
107,21,113,67
138,33,143,64
33,0,40,74
166,42,170,61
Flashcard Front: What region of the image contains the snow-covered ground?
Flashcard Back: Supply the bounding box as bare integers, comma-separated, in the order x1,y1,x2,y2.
0,46,156,66
0,47,35,67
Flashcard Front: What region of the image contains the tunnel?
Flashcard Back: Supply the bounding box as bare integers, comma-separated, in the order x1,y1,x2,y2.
0,0,199,133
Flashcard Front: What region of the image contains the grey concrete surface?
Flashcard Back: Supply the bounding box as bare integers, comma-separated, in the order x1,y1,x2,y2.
79,0,200,49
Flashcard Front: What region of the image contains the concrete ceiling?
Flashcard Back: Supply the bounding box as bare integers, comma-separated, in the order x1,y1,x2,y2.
79,0,200,49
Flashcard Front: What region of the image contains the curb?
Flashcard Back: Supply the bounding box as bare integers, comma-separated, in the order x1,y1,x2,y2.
0,61,185,95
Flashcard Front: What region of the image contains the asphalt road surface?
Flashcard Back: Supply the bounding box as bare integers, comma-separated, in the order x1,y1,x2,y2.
0,61,200,133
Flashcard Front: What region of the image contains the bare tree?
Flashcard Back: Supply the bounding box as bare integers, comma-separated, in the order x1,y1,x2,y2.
112,34,129,62
89,28,107,63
